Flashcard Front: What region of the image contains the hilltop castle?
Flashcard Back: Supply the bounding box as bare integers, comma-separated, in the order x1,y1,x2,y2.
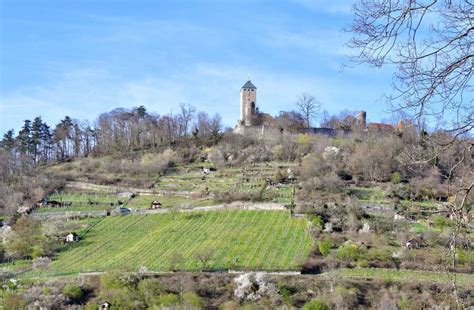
234,80,269,135
233,80,400,136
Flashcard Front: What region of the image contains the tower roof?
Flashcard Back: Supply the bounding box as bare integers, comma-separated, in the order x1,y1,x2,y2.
241,80,257,89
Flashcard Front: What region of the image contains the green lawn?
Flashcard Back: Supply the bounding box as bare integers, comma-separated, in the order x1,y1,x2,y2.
31,210,312,276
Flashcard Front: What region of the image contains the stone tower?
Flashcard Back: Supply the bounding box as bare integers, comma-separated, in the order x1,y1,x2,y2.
240,80,257,126
356,111,367,127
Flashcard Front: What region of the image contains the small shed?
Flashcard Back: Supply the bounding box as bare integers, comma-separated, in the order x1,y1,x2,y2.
405,239,421,249
65,232,79,243
100,301,111,309
150,200,162,209
202,168,211,175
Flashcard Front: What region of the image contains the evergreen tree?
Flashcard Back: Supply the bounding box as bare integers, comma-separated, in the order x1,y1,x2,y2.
1,129,15,151
16,120,32,155
40,122,53,162
31,117,43,163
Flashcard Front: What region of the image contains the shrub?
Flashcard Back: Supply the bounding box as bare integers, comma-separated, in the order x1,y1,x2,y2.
63,284,83,302
100,271,140,290
272,145,284,161
274,169,288,183
5,216,45,259
183,292,204,309
433,215,452,230
391,172,402,184
157,293,179,307
317,239,333,257
366,247,392,262
337,241,364,262
32,257,51,271
278,283,297,303
303,299,331,310
332,285,359,309
309,215,324,229
2,292,26,309
297,134,314,153
137,278,163,305
457,249,474,266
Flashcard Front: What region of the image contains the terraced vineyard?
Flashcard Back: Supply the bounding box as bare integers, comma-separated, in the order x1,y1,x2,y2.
35,162,296,214
37,210,311,276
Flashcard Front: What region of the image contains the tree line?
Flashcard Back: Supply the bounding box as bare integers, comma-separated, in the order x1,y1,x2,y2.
0,104,222,181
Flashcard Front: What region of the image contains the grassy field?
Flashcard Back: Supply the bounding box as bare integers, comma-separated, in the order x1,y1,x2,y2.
31,210,311,276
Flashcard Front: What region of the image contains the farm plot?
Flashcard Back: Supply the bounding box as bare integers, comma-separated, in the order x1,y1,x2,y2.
126,195,215,210
35,192,121,213
35,210,312,276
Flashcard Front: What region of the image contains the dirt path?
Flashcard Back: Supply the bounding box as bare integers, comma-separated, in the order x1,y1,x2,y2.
65,181,193,196
32,201,287,219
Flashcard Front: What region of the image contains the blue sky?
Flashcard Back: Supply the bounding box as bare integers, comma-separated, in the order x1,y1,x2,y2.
0,0,397,134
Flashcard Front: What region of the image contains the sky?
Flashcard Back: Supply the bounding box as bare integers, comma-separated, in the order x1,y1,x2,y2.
0,0,397,134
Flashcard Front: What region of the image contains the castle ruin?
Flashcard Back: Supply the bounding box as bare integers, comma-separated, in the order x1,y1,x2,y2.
233,80,396,136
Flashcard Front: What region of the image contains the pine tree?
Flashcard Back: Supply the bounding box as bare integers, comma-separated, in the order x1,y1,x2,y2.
1,129,15,151
16,120,32,155
31,117,43,163
40,122,53,162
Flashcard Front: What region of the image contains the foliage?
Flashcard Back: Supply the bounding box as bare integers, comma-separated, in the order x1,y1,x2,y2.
309,215,324,229
337,241,364,262
62,284,83,302
391,172,402,184
303,299,331,310
182,292,205,309
2,292,27,309
157,293,179,307
137,278,163,305
5,216,45,259
317,239,333,257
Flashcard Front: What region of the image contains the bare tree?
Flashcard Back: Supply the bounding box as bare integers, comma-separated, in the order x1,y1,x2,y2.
348,0,473,133
192,245,215,270
348,1,473,306
179,103,196,138
296,93,320,127
167,251,184,271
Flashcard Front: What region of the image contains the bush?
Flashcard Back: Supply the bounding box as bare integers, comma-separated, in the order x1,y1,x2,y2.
310,215,324,229
391,172,402,184
272,145,284,161
137,278,163,305
63,284,83,302
2,292,27,309
337,241,364,262
100,271,140,290
433,215,452,230
274,169,288,183
32,257,51,271
366,247,392,262
183,292,204,309
157,293,179,307
317,239,333,257
303,299,331,310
